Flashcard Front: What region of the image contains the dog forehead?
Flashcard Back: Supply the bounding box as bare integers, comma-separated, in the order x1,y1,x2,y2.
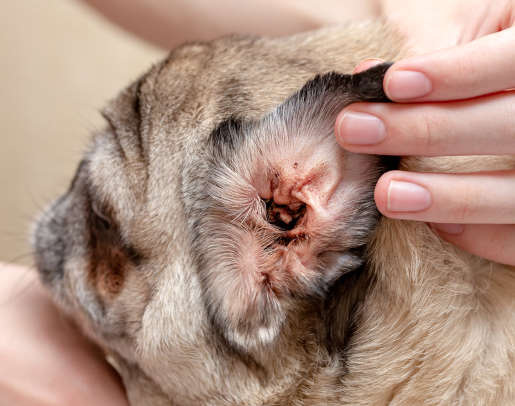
140,36,324,131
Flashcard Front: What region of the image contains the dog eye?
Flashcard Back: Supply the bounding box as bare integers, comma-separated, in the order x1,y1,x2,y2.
91,201,112,230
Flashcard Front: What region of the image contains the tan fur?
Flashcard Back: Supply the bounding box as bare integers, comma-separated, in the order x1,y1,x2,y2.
33,22,515,405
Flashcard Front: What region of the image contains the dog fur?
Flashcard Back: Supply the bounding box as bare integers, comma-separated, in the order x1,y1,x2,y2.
33,22,515,405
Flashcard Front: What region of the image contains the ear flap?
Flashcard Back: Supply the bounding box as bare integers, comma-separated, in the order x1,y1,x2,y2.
279,61,393,126
193,63,398,351
210,63,396,171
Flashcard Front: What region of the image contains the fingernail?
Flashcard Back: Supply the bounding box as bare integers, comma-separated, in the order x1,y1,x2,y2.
338,111,386,145
431,223,465,235
387,180,432,212
385,70,432,100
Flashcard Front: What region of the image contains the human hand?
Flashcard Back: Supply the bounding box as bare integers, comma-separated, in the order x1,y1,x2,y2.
379,0,515,54
81,0,373,50
336,21,515,266
0,263,128,406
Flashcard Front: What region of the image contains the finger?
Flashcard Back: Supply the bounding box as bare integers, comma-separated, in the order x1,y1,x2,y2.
352,58,384,74
383,26,515,102
374,170,515,224
336,91,515,156
431,223,515,267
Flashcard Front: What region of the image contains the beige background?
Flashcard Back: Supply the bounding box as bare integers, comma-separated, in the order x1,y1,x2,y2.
0,1,164,264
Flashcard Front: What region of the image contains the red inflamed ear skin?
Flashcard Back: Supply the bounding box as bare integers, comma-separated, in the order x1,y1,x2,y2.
190,64,399,351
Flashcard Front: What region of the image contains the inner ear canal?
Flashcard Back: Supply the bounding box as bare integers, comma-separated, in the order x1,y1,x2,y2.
265,198,307,232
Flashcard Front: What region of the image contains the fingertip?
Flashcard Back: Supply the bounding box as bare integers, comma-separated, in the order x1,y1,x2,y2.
335,107,364,150
384,68,432,101
430,223,465,236
334,109,347,147
352,58,385,74
374,171,393,215
335,105,387,150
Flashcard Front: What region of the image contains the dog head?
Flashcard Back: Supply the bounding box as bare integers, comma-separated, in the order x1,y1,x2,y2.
33,25,403,404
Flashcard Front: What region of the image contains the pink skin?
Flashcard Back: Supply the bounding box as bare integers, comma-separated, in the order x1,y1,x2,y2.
253,148,346,279
336,8,515,266
0,264,128,406
248,139,376,295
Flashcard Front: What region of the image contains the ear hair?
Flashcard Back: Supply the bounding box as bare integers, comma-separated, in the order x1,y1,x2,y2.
191,63,398,352
274,62,393,144
210,62,395,164
289,61,392,106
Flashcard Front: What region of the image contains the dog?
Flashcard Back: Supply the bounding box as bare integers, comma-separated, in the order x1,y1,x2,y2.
33,22,515,405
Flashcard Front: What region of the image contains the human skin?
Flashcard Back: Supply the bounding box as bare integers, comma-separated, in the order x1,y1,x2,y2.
81,0,380,49
0,263,129,406
336,0,515,266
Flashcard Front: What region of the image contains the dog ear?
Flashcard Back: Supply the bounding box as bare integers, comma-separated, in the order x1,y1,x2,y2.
193,63,398,351
210,62,393,159
280,61,393,126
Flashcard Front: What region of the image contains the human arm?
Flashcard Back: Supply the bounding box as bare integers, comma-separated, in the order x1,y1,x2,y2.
80,0,380,49
0,263,128,406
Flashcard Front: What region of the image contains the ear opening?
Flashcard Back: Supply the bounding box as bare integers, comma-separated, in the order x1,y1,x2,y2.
192,63,398,351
